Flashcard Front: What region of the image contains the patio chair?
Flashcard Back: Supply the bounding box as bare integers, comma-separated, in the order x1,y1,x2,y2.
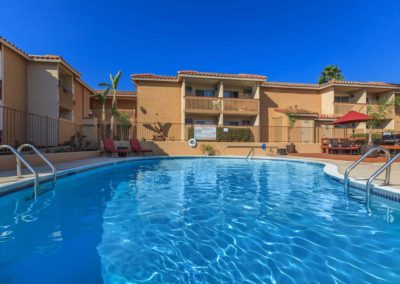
328,139,340,154
102,138,130,157
129,138,153,156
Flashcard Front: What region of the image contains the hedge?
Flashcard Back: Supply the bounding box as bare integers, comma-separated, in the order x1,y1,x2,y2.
187,126,253,142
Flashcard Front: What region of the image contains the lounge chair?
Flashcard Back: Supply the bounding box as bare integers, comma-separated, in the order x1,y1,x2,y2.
102,138,130,157
129,139,153,156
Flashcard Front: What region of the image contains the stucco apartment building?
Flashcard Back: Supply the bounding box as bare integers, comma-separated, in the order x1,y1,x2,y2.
132,70,400,143
91,90,137,123
0,36,93,146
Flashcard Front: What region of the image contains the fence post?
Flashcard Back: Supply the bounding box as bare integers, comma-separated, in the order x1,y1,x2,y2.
46,116,49,152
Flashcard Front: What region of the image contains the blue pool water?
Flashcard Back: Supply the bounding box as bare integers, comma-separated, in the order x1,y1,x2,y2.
1,158,400,283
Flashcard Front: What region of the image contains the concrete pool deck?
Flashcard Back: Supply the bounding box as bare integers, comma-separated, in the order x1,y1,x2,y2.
0,154,400,193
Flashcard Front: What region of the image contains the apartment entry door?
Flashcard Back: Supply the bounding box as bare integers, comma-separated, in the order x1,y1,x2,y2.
300,120,314,143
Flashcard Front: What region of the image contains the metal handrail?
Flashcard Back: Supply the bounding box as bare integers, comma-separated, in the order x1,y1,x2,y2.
246,147,255,159
17,144,56,186
344,146,391,194
0,145,39,197
366,152,400,204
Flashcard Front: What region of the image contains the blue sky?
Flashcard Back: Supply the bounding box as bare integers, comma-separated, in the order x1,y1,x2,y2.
1,0,400,89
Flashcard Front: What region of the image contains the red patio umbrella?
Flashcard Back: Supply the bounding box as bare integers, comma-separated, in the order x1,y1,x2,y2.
331,111,370,136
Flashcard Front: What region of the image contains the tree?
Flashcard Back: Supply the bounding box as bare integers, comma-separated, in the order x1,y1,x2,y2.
99,71,122,138
367,97,400,144
285,111,297,143
91,87,110,123
91,87,110,137
318,65,344,84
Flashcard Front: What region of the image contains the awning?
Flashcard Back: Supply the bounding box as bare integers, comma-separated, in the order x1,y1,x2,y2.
331,111,370,125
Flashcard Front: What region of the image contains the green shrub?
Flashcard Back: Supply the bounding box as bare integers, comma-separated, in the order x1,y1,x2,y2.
187,126,253,142
216,127,252,142
200,144,216,155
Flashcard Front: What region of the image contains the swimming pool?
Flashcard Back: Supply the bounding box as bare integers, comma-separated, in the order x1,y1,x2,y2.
0,157,399,283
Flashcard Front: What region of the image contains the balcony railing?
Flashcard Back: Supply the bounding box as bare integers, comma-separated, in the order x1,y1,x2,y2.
223,98,259,114
368,104,395,117
185,97,221,113
333,103,367,116
59,90,74,109
334,102,395,118
185,97,258,114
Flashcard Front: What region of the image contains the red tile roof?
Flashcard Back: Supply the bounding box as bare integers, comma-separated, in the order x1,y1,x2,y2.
30,54,80,76
132,70,267,82
131,73,178,81
318,114,339,120
262,82,320,89
94,89,137,97
262,80,400,90
275,107,319,117
275,108,339,120
0,36,30,59
320,80,400,88
178,70,266,80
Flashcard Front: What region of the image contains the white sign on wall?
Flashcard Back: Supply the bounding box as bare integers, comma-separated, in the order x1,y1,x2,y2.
194,126,217,140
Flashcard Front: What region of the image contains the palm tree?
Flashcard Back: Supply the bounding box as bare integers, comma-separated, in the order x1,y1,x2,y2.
91,87,110,123
367,97,399,144
99,71,122,138
318,65,344,84
91,87,110,137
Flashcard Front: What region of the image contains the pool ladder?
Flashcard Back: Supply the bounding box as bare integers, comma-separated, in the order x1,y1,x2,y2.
343,146,399,204
0,144,56,198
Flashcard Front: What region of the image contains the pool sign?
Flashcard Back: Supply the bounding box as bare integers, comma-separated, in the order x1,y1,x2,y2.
194,126,217,140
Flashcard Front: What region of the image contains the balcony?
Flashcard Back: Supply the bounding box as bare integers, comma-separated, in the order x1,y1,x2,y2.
59,89,74,110
185,97,259,115
333,103,367,116
368,103,395,118
333,102,395,119
223,98,259,115
185,97,221,113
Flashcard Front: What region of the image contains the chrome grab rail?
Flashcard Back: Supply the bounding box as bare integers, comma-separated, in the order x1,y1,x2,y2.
0,145,39,197
344,146,391,194
366,152,400,204
246,148,255,160
17,144,56,187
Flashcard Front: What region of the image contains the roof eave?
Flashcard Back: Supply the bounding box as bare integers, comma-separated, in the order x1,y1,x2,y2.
179,74,265,82
0,38,30,60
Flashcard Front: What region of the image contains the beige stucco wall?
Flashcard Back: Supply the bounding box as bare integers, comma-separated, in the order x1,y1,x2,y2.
139,141,321,156
2,45,28,112
0,150,100,171
27,62,59,119
259,86,321,141
73,79,84,124
320,87,334,114
73,79,92,124
136,81,182,123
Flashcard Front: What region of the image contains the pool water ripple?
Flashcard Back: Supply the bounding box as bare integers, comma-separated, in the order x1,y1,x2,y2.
0,158,400,283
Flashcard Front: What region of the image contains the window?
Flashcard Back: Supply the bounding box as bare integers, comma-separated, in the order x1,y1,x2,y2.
334,96,350,103
224,91,239,98
242,120,251,125
185,86,193,96
224,121,240,126
244,88,252,95
195,89,215,97
185,118,193,124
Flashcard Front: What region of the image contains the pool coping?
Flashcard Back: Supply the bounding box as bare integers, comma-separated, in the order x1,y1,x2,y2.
1,155,400,202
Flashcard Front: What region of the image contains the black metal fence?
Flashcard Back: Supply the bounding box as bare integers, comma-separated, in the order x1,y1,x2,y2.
97,121,372,143
0,105,392,149
0,106,82,150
